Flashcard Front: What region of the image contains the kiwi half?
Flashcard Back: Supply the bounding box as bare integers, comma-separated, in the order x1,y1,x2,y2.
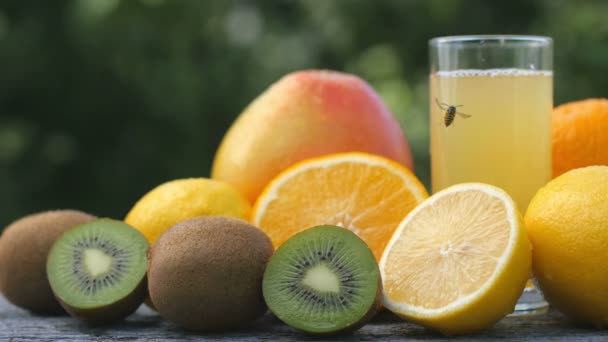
46,219,148,324
263,225,382,335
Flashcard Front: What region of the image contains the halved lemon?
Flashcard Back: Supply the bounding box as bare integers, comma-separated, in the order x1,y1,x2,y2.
252,152,428,260
380,183,531,335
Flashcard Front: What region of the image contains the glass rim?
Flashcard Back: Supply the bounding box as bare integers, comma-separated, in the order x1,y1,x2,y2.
429,35,552,46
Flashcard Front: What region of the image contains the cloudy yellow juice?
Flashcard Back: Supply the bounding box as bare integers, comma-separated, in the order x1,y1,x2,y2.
430,69,553,212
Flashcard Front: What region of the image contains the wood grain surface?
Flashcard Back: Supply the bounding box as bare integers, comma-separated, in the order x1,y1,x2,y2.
0,296,606,341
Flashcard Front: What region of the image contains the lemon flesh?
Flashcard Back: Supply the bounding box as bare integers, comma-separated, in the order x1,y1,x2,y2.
380,183,531,335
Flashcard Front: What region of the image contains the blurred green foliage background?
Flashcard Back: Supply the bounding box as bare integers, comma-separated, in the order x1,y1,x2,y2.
1,0,607,228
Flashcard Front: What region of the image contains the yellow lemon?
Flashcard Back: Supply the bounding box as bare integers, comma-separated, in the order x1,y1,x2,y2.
525,166,608,327
125,178,250,245
380,183,531,335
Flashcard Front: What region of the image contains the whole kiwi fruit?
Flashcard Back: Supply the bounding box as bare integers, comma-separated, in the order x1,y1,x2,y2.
0,210,96,314
148,216,273,331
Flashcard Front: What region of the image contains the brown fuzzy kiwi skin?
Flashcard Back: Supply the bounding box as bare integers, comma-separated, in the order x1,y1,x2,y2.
148,216,274,332
0,210,96,315
53,276,147,325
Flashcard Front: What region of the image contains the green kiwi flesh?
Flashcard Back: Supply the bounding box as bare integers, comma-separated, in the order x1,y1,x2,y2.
0,210,96,315
263,225,382,335
46,219,148,324
148,216,273,331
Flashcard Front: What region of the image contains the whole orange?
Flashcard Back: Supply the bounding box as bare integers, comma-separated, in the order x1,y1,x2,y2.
552,98,608,177
212,70,413,203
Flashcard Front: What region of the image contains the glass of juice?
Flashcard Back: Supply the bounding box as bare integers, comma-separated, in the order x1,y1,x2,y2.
429,35,552,314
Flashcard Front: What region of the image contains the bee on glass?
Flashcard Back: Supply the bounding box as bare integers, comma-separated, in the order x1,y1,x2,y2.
436,98,471,127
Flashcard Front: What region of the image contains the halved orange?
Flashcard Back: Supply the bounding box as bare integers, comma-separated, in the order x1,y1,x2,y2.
252,152,428,260
380,183,531,335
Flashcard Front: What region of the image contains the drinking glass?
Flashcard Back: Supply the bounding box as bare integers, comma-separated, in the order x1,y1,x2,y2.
429,35,552,313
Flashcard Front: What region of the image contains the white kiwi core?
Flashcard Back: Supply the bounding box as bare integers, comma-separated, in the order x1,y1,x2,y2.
84,248,113,277
302,263,340,293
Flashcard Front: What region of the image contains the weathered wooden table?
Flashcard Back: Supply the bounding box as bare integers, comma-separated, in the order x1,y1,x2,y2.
0,296,605,341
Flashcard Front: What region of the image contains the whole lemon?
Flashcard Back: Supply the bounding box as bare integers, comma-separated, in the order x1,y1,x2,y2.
524,166,608,327
125,178,251,245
